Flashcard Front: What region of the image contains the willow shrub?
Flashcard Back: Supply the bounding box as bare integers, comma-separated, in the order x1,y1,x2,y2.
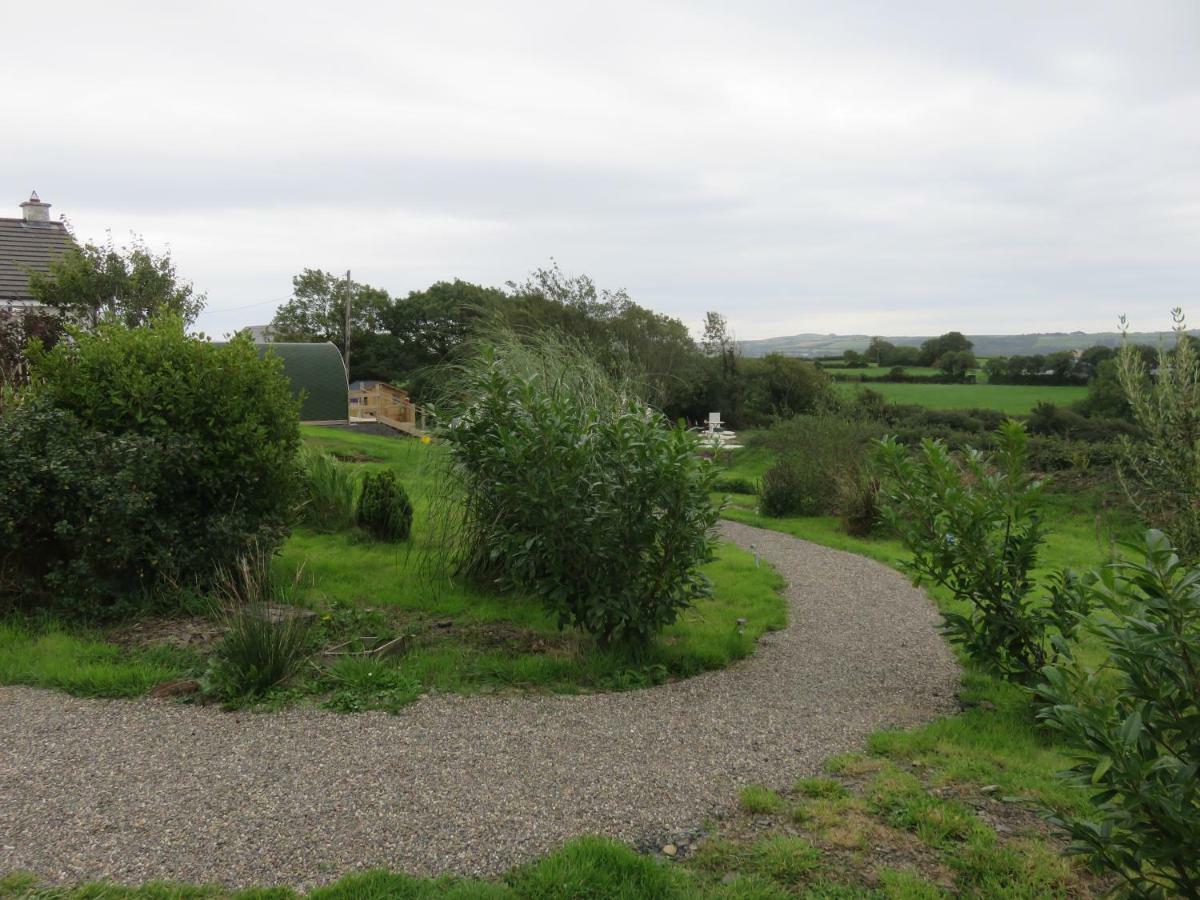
876,421,1091,682
1036,531,1200,898
436,334,720,645
1115,308,1200,562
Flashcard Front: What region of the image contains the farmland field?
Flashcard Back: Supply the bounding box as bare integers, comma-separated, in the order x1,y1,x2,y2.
834,380,1088,414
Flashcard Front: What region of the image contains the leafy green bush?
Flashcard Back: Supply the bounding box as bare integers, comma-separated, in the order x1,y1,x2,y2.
206,551,312,700
712,476,757,495
0,406,176,615
760,456,823,517
1115,309,1200,561
875,421,1091,681
299,446,359,531
3,317,301,617
437,332,719,645
357,468,414,541
1036,530,1200,898
756,415,882,518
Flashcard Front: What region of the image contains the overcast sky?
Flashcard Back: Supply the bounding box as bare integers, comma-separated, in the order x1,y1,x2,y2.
4,1,1198,340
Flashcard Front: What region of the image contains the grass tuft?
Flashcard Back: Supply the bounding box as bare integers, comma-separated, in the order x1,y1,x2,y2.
738,785,786,815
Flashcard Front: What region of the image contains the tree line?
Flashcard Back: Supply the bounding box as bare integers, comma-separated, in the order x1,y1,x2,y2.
266,263,831,428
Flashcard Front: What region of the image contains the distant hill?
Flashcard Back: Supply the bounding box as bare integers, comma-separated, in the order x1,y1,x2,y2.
738,330,1196,359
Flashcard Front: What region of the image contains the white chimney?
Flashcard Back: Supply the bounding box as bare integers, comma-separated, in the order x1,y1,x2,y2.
20,191,51,223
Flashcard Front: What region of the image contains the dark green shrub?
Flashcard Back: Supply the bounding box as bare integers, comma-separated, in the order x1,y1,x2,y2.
875,421,1091,681
1036,530,1200,898
0,405,181,615
437,333,719,645
712,476,756,495
759,457,824,517
757,415,883,518
4,317,301,616
357,468,414,541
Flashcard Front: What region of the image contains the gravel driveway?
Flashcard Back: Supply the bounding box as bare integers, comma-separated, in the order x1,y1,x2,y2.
0,520,960,890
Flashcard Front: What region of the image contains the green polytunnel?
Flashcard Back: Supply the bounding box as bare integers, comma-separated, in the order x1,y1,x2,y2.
254,341,349,423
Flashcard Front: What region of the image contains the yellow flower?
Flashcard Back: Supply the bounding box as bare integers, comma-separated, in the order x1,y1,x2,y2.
421,435,432,445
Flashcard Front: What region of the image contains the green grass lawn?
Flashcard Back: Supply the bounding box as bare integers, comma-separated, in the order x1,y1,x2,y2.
0,427,787,709
833,381,1088,415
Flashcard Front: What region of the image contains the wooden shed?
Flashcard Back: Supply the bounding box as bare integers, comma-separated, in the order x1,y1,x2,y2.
349,380,420,431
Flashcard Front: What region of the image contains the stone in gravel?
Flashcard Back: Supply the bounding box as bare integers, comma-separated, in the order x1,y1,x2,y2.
661,843,677,856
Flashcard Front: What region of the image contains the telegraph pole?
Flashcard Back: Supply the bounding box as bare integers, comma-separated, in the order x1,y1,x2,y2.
343,269,352,379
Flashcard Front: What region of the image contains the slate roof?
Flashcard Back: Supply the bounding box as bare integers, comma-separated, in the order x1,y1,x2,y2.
0,217,74,304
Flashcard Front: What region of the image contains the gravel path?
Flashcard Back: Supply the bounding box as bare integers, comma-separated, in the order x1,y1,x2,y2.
0,521,960,890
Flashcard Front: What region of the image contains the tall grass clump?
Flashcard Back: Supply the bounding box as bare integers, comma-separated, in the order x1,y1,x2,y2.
298,445,359,531
206,549,312,699
434,330,720,645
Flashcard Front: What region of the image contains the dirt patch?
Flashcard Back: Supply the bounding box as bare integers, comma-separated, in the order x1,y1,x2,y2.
107,616,224,653
423,618,579,657
331,451,383,464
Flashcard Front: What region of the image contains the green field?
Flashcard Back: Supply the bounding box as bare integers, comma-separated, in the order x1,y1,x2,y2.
834,381,1088,415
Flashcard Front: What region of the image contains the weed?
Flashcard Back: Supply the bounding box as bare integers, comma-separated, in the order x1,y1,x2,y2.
320,656,422,713
751,836,820,885
739,785,786,815
794,777,848,799
205,551,313,701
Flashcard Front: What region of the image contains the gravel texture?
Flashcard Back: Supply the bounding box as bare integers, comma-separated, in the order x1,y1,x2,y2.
0,520,960,890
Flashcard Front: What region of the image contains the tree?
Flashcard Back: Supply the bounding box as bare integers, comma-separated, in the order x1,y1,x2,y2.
918,331,973,367
1078,344,1116,373
984,357,1008,380
269,269,390,362
1077,359,1132,419
866,337,895,365
507,262,700,414
28,236,205,328
936,349,976,378
701,311,738,375
1045,350,1078,380
842,349,868,368
741,354,831,424
885,344,922,367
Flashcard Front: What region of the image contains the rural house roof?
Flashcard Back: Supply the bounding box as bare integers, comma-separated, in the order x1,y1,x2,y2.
0,192,74,305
